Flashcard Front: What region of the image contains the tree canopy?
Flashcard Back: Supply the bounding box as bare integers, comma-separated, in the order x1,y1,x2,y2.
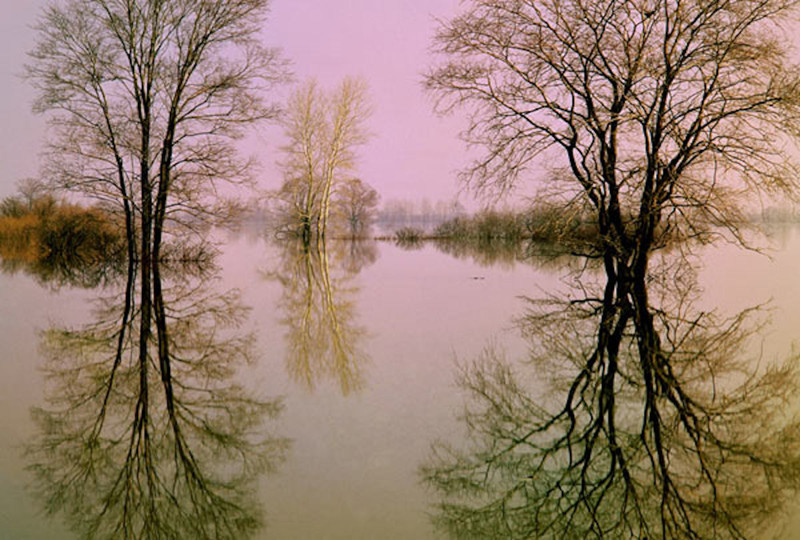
428,0,800,261
27,0,287,257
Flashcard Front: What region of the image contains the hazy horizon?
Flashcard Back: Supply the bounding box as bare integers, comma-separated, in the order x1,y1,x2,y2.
0,1,504,208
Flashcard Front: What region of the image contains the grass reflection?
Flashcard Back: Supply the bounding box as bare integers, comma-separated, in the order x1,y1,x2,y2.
391,234,591,273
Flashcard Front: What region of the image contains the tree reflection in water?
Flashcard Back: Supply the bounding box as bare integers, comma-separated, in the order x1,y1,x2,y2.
266,238,375,395
25,258,289,539
422,257,800,539
0,245,125,290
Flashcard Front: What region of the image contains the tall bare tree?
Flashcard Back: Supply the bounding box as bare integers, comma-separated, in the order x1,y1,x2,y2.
28,0,286,401
276,77,371,242
428,0,800,264
278,80,327,241
318,77,371,241
27,0,286,256
425,2,800,536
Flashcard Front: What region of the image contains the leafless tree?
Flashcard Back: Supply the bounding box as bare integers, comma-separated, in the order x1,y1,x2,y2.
276,77,371,242
277,80,327,240
333,178,380,238
428,0,800,263
264,237,373,395
26,257,288,539
318,78,371,241
425,6,800,534
28,0,287,419
27,0,286,257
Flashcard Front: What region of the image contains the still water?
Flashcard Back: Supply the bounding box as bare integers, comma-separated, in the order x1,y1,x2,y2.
1,225,800,538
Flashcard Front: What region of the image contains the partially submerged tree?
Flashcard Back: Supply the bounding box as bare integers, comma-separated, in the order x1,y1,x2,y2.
278,80,327,239
276,77,371,241
428,0,800,265
318,78,372,240
27,0,286,259
28,0,286,421
425,1,800,535
333,178,380,238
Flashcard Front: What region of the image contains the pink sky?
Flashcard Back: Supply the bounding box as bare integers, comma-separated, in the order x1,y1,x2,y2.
0,1,483,206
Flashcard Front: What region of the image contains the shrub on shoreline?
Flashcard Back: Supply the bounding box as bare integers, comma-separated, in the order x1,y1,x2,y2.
394,226,424,244
0,195,125,267
431,206,600,248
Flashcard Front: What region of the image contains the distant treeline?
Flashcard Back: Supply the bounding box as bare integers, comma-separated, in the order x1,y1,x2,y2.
375,198,468,233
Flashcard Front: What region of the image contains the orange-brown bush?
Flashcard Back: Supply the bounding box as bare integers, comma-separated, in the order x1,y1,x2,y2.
0,195,124,267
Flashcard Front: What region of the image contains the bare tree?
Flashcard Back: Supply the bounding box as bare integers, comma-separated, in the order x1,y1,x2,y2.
333,178,380,238
264,237,373,395
425,3,800,536
318,78,371,241
277,80,327,240
276,77,371,242
428,0,800,264
0,179,52,218
27,257,288,539
28,0,286,419
27,0,286,257
422,261,800,538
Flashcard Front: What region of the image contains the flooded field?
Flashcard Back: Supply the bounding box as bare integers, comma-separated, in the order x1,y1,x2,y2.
2,225,800,538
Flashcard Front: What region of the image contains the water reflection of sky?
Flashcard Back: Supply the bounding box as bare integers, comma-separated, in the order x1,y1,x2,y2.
3,226,800,537
234,238,548,538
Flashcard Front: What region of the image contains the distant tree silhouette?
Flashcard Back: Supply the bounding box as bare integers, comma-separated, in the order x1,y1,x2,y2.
333,178,380,238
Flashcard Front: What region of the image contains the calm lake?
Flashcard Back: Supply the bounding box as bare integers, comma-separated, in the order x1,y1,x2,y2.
2,223,800,539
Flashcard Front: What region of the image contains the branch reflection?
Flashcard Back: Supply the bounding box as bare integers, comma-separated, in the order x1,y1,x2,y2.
0,244,125,289
422,258,800,539
267,238,375,395
26,257,288,539
430,236,591,271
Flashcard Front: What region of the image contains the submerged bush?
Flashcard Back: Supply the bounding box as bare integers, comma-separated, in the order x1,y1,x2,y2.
0,195,125,286
394,226,424,243
433,206,601,253
434,211,526,241
39,207,123,261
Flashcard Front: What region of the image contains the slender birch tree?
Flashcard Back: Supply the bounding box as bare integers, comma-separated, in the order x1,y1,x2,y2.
318,77,371,241
277,77,370,241
278,80,326,241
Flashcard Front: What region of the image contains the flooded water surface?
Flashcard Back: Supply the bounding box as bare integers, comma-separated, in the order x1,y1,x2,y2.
2,226,800,538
